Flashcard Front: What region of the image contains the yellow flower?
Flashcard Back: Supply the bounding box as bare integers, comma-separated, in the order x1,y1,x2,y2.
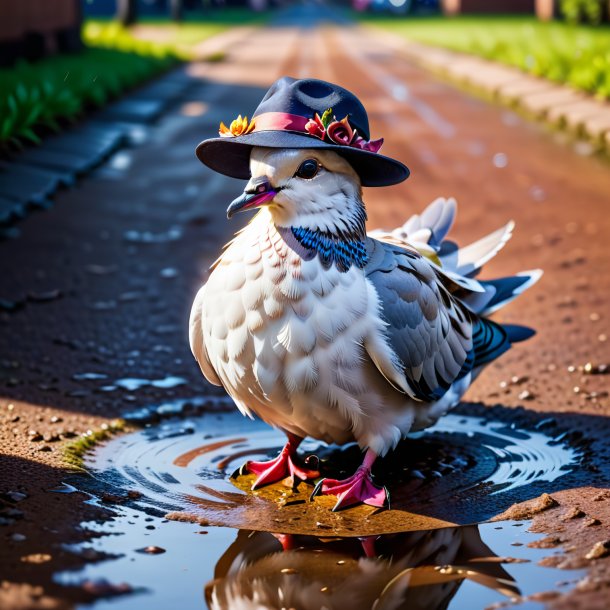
219,115,255,137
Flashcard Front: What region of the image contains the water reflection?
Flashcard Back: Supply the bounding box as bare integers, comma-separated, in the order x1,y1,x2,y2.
205,526,519,609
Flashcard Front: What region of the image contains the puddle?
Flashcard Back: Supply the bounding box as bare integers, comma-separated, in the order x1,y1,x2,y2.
77,412,581,535
57,410,585,608
123,227,182,244
55,508,581,610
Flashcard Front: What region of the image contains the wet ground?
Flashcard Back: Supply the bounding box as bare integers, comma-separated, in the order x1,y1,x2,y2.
1,4,610,610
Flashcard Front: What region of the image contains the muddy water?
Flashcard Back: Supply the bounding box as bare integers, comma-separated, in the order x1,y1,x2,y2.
56,411,584,609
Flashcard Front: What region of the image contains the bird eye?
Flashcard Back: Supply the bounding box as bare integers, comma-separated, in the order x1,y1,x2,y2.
295,159,320,180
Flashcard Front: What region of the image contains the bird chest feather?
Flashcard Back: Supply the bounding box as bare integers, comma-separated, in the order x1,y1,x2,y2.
198,212,383,441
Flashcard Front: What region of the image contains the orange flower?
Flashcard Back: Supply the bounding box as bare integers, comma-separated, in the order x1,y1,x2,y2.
219,115,255,137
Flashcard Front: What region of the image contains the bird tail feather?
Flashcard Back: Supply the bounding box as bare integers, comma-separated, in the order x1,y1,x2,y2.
376,197,542,322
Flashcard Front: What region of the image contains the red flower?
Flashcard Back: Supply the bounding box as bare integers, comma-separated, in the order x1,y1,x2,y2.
326,116,354,146
353,135,384,154
305,113,326,140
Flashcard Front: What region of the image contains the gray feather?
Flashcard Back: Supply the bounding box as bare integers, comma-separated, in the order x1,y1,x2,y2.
366,239,473,402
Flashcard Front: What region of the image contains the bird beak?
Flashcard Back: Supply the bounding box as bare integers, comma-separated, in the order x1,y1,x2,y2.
226,177,277,219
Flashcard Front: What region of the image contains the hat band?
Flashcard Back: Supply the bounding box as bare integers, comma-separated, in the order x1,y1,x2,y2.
219,110,384,154
251,112,309,133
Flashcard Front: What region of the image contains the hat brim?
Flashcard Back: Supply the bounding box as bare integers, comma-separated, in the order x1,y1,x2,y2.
196,131,410,187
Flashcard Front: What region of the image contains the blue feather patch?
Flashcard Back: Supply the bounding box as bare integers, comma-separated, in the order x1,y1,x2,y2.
291,226,368,272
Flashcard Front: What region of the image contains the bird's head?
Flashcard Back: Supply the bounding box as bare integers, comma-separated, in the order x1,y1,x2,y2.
227,147,367,240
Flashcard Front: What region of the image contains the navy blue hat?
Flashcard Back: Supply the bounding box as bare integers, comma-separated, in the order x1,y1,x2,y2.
196,77,410,187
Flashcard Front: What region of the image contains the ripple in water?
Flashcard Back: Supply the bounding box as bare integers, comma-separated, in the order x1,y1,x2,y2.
83,411,580,536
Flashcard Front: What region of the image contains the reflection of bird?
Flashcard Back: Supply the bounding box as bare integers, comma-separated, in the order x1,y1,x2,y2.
204,526,518,610
190,78,541,510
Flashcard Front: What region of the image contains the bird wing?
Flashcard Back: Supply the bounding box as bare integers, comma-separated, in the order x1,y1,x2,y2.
189,285,222,387
364,238,475,402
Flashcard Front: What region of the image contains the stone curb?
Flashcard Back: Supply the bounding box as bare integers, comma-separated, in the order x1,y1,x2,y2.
0,27,257,237
363,25,610,150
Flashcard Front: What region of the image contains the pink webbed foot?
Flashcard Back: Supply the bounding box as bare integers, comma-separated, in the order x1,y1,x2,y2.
235,434,319,490
310,450,389,511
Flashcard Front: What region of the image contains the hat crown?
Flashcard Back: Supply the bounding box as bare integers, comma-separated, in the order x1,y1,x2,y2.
253,77,371,141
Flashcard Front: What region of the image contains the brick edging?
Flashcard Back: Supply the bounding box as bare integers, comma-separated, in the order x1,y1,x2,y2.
362,25,610,150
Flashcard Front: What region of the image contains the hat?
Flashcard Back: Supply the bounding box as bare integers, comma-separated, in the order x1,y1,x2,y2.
195,77,410,187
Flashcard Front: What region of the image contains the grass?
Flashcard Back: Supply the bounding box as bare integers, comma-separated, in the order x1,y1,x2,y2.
0,48,177,149
0,9,267,149
85,8,270,57
361,15,610,99
63,419,126,471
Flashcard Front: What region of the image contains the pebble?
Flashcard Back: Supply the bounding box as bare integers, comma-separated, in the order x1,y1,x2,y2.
530,536,562,549
585,540,610,560
5,491,27,503
20,553,52,564
28,430,43,442
562,507,585,520
583,362,608,375
10,533,26,542
136,546,166,555
510,375,528,385
499,493,559,520
518,390,534,401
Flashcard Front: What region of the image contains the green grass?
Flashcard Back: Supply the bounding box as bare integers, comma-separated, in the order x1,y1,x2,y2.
0,48,177,148
361,15,610,99
63,419,126,471
0,25,179,149
0,9,267,149
86,8,270,56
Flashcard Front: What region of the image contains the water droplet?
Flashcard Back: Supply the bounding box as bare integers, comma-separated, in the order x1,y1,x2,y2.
492,153,508,168
73,373,108,381
160,268,178,279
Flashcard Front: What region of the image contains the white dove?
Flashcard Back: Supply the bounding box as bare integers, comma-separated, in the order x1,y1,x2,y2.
189,146,542,510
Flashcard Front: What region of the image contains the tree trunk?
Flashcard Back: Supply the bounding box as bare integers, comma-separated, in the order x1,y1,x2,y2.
170,0,184,22
116,0,137,26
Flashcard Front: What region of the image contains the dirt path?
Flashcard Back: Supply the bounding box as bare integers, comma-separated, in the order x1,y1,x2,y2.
1,6,609,609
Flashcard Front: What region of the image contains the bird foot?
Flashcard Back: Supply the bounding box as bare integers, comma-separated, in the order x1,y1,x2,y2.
237,450,319,490
311,466,388,511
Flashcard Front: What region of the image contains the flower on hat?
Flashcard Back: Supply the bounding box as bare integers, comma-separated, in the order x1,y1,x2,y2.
219,115,255,137
352,135,384,154
326,116,354,146
305,113,326,140
303,108,383,154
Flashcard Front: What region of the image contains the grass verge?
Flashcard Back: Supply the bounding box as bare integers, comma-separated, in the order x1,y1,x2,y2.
0,10,267,150
361,15,610,99
0,47,177,149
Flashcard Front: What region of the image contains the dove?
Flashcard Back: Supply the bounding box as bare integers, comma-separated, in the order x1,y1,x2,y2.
190,77,541,510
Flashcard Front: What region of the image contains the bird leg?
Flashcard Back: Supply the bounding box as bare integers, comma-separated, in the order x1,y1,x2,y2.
239,433,319,490
311,449,388,511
